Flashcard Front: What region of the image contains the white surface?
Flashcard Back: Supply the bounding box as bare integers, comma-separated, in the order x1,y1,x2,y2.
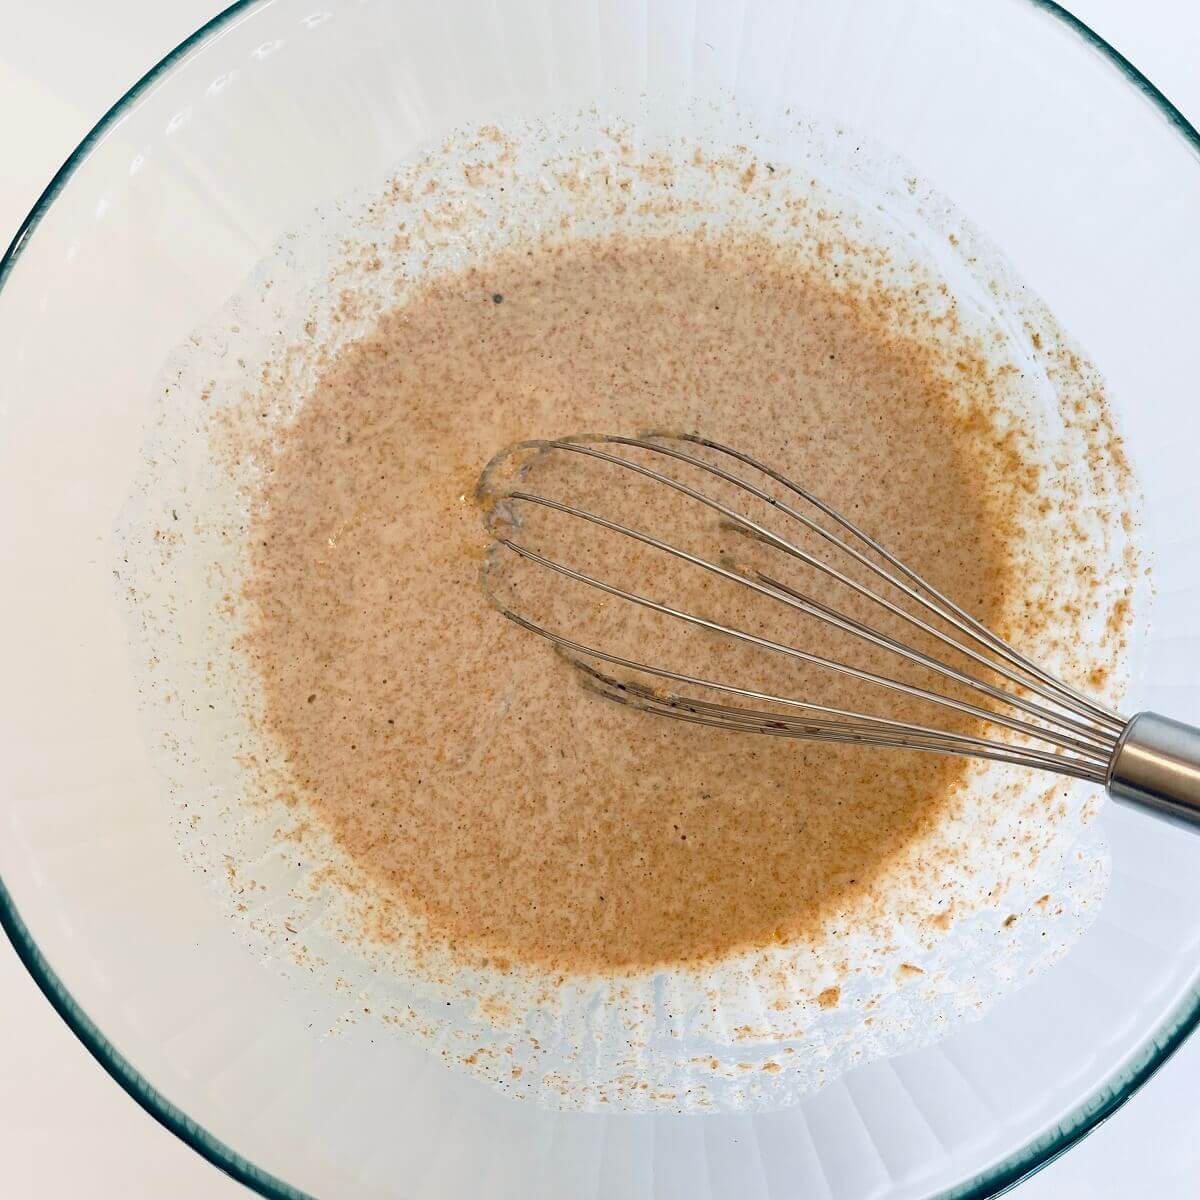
0,1,1197,1196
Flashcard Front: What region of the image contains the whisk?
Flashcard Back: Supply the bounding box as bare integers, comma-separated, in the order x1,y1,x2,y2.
481,433,1200,829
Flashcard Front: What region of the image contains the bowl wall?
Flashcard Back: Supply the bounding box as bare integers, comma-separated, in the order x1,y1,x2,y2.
2,2,1200,1198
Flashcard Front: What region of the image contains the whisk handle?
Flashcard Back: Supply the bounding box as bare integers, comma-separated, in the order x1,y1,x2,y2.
1107,712,1200,830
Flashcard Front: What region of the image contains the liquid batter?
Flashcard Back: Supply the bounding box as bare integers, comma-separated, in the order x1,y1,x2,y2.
242,231,1029,973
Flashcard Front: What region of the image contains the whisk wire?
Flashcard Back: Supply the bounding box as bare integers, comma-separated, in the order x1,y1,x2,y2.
587,690,1110,783
652,433,1124,731
541,435,1122,733
499,485,1112,755
502,609,1109,777
584,678,1109,783
486,433,1125,781
497,532,1115,765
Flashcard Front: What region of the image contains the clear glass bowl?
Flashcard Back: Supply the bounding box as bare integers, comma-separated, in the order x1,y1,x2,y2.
2,1,1199,1197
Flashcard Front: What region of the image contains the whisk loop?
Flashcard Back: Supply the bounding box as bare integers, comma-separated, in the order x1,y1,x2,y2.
481,433,1200,826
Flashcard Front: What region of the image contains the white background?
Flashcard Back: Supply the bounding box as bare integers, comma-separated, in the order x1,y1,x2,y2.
1,1,1197,1196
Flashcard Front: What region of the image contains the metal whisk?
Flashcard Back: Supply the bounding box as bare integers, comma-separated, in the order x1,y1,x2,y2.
481,433,1200,829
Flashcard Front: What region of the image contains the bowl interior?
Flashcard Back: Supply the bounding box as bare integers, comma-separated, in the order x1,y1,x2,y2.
2,2,1200,1198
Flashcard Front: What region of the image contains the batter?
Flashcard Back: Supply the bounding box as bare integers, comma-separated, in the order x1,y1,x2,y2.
242,231,1031,973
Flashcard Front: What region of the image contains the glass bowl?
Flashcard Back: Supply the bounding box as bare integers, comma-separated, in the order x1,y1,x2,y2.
2,1,1199,1197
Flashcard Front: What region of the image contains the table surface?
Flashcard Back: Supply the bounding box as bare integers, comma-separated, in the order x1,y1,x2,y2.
2,1,1198,1196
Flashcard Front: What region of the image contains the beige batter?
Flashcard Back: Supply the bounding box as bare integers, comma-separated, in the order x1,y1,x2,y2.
242,231,1033,974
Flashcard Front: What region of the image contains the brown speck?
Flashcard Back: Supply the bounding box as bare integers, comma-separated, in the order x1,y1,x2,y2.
817,987,840,1010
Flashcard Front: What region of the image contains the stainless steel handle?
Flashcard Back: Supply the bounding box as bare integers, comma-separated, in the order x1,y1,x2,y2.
1107,711,1200,830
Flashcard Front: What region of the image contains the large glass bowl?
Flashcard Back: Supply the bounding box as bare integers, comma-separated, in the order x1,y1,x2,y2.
2,2,1199,1197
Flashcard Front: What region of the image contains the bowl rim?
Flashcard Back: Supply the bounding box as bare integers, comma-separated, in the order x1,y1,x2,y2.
1,2,1198,1197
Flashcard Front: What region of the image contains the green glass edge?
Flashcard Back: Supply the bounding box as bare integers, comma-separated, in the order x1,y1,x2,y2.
0,875,314,1200
0,2,1197,1198
0,0,259,295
